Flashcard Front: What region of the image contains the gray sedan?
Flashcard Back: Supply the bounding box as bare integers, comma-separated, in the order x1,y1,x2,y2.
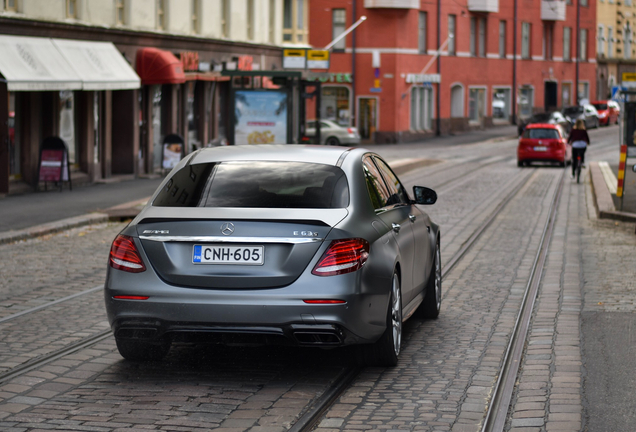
306,119,361,146
105,145,441,366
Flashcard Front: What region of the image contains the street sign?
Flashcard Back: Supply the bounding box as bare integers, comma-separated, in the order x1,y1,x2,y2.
306,50,330,69
283,49,306,69
622,73,636,88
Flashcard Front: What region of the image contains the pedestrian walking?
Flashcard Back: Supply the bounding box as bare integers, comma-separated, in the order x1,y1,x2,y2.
568,118,590,179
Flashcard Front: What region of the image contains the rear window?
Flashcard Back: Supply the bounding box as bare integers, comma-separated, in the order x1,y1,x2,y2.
593,103,608,110
153,161,350,208
522,128,560,139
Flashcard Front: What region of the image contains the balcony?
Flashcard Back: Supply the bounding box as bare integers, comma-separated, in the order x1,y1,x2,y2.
364,0,419,8
467,0,499,13
541,0,566,21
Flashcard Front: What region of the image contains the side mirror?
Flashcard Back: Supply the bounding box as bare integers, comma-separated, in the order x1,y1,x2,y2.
413,186,437,205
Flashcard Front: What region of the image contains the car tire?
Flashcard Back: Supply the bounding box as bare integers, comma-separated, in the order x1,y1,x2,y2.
357,271,402,367
419,238,442,319
517,160,523,168
115,337,171,361
325,136,340,146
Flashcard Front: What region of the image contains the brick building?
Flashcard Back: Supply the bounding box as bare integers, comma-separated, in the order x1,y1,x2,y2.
309,0,597,143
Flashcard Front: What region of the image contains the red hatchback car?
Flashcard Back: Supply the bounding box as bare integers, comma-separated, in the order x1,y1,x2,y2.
591,100,619,126
517,123,571,167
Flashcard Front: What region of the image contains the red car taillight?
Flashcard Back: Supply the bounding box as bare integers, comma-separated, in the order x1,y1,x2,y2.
312,238,369,276
109,235,146,273
347,127,357,135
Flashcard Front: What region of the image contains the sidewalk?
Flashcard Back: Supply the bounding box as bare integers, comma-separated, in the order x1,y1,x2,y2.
590,161,636,222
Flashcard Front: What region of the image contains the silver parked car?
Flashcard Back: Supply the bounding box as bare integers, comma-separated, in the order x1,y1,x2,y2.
105,145,441,366
306,119,361,146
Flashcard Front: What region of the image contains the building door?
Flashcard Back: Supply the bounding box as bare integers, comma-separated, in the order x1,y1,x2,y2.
544,81,558,112
469,88,486,124
358,97,377,141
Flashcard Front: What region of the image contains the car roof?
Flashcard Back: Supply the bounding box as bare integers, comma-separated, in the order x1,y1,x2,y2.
526,123,559,129
189,144,353,166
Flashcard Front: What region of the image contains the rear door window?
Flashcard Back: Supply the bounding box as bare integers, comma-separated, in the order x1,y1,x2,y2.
153,161,349,208
372,156,410,205
362,157,391,209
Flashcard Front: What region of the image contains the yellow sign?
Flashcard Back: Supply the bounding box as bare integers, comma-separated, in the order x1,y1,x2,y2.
307,50,330,69
283,49,306,69
623,72,636,81
307,50,329,61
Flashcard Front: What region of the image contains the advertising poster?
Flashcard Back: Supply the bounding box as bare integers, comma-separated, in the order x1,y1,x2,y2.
234,90,287,145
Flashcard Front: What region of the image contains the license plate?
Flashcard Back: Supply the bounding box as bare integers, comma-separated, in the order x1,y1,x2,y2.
534,146,547,151
193,245,264,265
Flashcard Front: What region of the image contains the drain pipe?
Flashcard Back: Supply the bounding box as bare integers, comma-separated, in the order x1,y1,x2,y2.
436,0,441,135
512,0,517,124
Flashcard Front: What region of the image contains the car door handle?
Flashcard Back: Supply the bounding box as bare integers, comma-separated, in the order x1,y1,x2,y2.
409,214,416,222
392,223,401,233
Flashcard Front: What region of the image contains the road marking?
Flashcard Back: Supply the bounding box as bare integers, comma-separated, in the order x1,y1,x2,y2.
598,161,618,194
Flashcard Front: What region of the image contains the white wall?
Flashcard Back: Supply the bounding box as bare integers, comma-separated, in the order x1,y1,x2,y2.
8,0,286,46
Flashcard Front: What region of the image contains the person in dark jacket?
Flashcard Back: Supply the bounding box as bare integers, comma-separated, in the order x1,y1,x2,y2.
568,118,590,178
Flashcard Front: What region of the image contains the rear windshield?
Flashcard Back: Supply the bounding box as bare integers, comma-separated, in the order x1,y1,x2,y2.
563,107,582,116
530,114,551,123
153,161,350,208
522,128,560,139
593,103,608,110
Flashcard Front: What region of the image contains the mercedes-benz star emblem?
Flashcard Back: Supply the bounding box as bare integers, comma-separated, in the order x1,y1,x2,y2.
221,222,235,236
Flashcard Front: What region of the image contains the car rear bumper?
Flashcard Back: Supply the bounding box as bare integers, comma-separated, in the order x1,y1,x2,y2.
518,148,566,162
105,267,390,347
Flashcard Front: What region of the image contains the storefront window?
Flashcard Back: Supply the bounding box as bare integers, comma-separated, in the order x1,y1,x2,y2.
186,81,199,151
59,91,76,165
152,86,163,171
519,87,534,119
410,86,433,130
468,88,486,123
321,86,350,126
492,88,510,122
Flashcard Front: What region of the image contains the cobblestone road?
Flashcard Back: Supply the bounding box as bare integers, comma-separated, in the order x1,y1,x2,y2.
1,129,633,431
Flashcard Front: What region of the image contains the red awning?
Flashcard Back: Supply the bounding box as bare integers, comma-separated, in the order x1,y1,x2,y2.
135,47,186,85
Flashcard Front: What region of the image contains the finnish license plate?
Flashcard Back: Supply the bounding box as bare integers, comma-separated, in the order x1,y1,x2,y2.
193,245,264,265
534,146,547,151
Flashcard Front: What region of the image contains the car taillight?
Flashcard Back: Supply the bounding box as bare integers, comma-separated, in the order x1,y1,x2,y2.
347,127,357,135
312,238,369,276
110,235,146,273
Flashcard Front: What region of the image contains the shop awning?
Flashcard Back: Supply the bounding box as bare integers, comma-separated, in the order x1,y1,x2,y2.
0,35,82,91
0,35,140,91
53,39,140,90
136,48,186,85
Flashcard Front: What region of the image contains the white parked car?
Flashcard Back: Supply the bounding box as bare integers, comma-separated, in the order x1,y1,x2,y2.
306,120,361,146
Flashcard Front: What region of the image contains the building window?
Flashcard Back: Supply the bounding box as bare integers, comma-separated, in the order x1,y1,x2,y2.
544,24,553,60
192,0,199,34
451,85,464,118
448,14,456,56
499,20,506,58
269,0,276,43
66,0,77,18
479,17,486,57
283,0,309,44
598,25,604,57
578,82,589,102
222,0,230,38
322,86,350,126
157,0,165,30
581,0,588,5
410,86,433,131
470,17,476,56
492,88,510,121
419,11,427,54
332,9,346,51
521,22,531,59
247,0,255,40
625,24,632,59
115,0,125,25
468,88,486,123
563,27,571,61
608,27,614,57
580,28,588,61
4,0,16,11
518,86,533,118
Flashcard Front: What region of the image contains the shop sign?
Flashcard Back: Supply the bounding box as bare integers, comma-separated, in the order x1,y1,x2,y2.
238,55,253,71
307,50,330,69
406,73,441,84
307,73,353,84
39,150,66,182
180,51,200,72
234,90,288,145
283,49,306,69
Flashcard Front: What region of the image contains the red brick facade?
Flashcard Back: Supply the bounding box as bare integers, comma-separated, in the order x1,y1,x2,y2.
309,0,597,143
